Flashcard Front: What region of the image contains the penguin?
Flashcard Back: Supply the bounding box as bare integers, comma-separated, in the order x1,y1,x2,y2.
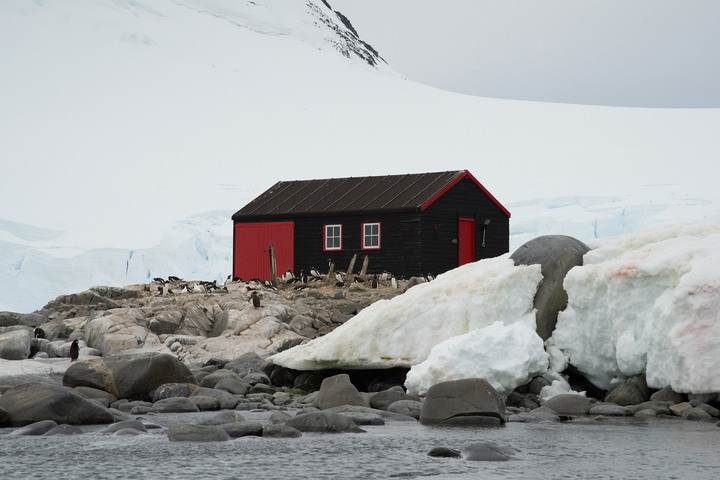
250,291,261,308
371,274,378,289
391,277,398,289
33,327,46,339
168,275,182,282
69,340,79,362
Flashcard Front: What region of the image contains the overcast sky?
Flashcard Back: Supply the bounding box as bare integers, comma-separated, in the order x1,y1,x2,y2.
330,0,720,107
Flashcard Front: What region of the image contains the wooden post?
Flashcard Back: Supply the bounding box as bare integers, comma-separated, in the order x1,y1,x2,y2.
347,254,357,275
269,242,278,286
360,255,369,276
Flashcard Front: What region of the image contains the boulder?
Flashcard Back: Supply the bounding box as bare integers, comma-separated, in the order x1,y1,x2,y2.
44,424,84,436
419,378,506,425
63,358,116,394
153,382,195,400
99,420,148,434
189,395,220,411
650,386,686,404
285,411,365,433
105,353,196,400
510,235,590,340
316,373,366,410
226,351,271,375
262,424,302,438
200,369,243,388
604,375,650,406
0,383,114,427
218,421,264,438
369,389,418,411
589,404,630,416
189,387,238,409
0,329,32,360
72,386,118,408
214,377,251,395
152,397,200,413
9,420,59,436
204,411,248,425
427,447,461,458
542,394,592,415
387,400,423,419
461,442,519,462
167,424,230,442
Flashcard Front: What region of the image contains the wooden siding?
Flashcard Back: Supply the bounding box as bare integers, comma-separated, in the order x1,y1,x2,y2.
420,177,509,275
291,212,423,278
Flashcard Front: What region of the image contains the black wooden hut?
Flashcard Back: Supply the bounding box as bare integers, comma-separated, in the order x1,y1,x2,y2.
231,170,510,281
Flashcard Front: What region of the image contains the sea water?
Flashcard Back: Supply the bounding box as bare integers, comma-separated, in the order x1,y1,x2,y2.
1,411,718,480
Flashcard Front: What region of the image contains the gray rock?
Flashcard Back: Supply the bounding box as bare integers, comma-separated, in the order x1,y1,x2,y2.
461,442,519,462
200,369,243,388
339,412,385,426
627,401,672,416
43,424,84,436
153,383,194,400
152,397,200,413
262,424,302,438
99,420,148,434
267,411,292,424
326,405,418,422
62,358,113,392
167,424,230,442
189,387,238,409
0,383,113,427
543,394,591,415
113,427,147,436
241,372,271,386
634,408,657,417
111,400,153,413
689,399,720,418
650,386,685,403
419,378,506,425
0,329,32,360
369,389,418,411
203,411,247,425
189,395,219,411
213,377,251,395
227,352,271,375
105,353,196,400
285,411,365,433
316,373,366,410
589,404,630,416
19,313,49,328
427,447,461,458
218,421,264,438
387,400,423,419
510,235,590,340
604,375,650,406
72,386,118,407
9,420,59,436
248,383,276,395
683,407,714,422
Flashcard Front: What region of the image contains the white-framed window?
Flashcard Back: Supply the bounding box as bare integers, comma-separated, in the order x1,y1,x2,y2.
324,224,342,251
362,222,381,250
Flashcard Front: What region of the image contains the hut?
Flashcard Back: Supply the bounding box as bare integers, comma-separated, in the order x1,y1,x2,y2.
231,170,510,281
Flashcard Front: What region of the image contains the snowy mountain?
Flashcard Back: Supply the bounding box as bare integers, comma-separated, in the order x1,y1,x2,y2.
2,0,720,313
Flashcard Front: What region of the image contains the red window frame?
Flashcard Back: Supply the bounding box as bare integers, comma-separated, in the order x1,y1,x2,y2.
324,224,342,251
362,222,381,250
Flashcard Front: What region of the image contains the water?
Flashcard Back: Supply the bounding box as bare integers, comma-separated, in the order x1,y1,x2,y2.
1,411,718,480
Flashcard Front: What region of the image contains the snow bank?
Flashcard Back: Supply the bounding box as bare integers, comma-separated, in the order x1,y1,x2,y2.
268,256,543,370
404,321,548,397
553,221,720,393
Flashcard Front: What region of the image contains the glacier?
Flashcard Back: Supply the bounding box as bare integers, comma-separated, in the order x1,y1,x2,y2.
270,222,720,396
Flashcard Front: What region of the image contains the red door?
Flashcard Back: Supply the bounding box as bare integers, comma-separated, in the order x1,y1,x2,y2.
458,218,476,266
234,222,294,280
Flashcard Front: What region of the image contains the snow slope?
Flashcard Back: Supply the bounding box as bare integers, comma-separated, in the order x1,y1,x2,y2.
2,0,720,312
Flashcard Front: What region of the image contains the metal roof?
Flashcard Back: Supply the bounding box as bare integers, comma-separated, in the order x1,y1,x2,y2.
232,170,510,220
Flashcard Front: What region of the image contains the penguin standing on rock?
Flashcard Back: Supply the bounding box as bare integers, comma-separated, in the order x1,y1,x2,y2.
69,340,79,362
250,291,261,308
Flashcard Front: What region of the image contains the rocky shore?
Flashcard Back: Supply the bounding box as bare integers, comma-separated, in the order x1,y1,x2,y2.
1,276,719,449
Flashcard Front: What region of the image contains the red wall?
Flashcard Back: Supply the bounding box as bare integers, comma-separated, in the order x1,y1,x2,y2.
234,221,294,280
